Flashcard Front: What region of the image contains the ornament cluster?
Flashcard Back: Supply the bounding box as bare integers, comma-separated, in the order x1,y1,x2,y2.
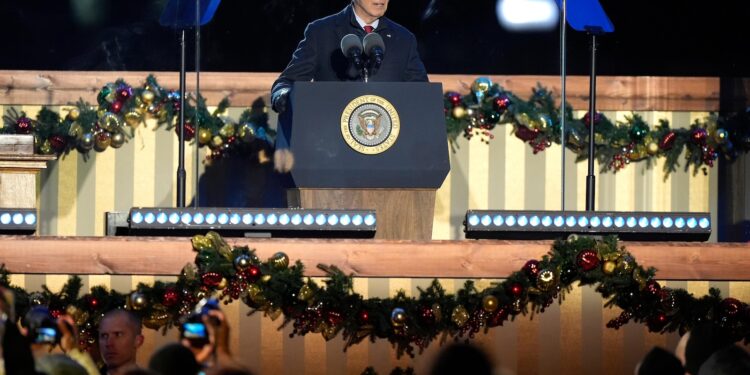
1,75,274,162
445,77,750,176
2,234,749,357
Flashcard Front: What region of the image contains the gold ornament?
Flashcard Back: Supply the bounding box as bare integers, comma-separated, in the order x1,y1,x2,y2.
617,256,634,273
124,111,142,128
94,132,112,151
647,142,659,155
39,140,53,154
452,106,467,119
211,135,223,147
110,133,126,148
99,112,122,132
482,295,499,312
269,252,290,270
217,278,228,290
432,303,443,322
129,292,147,310
219,123,236,138
298,284,314,301
261,275,272,283
536,269,558,291
239,123,256,143
321,324,340,340
68,123,83,139
516,113,532,127
633,268,648,288
602,261,617,275
191,234,213,251
198,129,212,145
143,308,170,329
451,305,470,327
141,90,155,104
247,284,266,305
470,77,492,102
68,108,80,120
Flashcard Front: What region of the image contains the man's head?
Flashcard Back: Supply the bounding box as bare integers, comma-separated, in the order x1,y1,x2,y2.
98,310,144,373
352,0,389,24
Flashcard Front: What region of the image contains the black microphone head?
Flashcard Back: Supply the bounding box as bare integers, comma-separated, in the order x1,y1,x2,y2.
363,32,386,56
340,34,363,56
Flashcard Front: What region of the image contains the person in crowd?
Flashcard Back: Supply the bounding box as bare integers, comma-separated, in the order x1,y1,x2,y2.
180,309,247,373
147,343,202,375
635,346,684,375
697,344,750,375
428,342,493,375
98,310,144,375
684,322,735,374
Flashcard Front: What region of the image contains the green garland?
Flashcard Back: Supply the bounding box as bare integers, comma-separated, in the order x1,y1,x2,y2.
445,77,750,176
1,75,274,162
1,233,748,357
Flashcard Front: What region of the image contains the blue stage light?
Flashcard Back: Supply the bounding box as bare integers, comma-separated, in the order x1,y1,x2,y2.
614,217,625,228
364,214,376,226
517,215,529,227
315,214,326,226
327,215,339,226
687,217,697,229
675,217,685,228
626,217,637,228
279,213,290,225
12,213,23,225
291,214,302,226
181,213,192,225
254,213,266,225
493,215,504,226
468,214,480,227
230,213,241,225
650,217,661,228
168,213,179,224
505,215,516,226
303,214,314,225
577,216,588,227
267,213,278,225
218,213,229,225
481,215,492,226
131,211,143,224
194,212,205,224
699,217,710,229
24,213,36,225
145,212,156,224
663,217,673,228
242,214,252,225
590,216,601,227
602,216,613,228
340,214,351,226
554,216,564,227
638,217,649,228
542,216,552,227
157,212,168,224
352,214,363,226
529,215,540,227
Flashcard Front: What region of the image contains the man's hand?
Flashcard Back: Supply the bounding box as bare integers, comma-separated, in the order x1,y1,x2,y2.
272,88,290,113
57,315,78,353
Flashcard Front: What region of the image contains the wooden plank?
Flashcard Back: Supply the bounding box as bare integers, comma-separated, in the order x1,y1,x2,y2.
0,70,719,111
0,236,748,280
0,135,34,155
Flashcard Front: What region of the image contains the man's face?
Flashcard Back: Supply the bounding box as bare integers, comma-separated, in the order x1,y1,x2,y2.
353,0,389,23
98,314,143,371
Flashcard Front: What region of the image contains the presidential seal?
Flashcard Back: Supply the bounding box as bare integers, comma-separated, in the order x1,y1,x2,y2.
340,95,400,155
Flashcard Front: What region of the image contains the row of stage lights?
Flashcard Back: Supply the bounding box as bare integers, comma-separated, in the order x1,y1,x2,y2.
465,210,711,240
0,209,38,233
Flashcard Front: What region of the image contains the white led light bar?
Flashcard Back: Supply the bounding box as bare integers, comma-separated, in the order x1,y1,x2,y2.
465,210,711,241
0,208,37,233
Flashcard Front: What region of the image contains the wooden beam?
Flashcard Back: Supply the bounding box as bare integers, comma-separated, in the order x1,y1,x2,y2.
0,236,748,280
0,70,719,111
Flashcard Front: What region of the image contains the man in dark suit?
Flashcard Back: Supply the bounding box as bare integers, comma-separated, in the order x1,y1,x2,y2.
270,0,428,114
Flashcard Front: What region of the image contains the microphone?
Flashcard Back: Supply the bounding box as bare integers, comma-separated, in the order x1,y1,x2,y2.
363,32,386,69
340,34,364,71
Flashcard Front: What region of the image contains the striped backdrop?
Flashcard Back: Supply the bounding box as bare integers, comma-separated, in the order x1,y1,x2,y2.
3,104,735,375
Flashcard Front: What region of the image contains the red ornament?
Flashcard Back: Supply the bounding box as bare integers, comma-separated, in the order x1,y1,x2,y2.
175,121,196,142
162,287,180,307
691,127,708,145
242,264,262,282
582,111,601,127
49,135,67,153
115,85,133,101
576,250,600,272
720,298,742,319
15,116,33,134
419,305,435,324
644,280,661,296
493,95,510,113
50,309,63,319
445,92,462,107
326,310,344,327
522,260,541,278
659,131,676,150
201,272,223,287
508,283,524,299
647,313,668,332
110,101,123,114
514,125,538,142
487,306,509,327
85,295,100,310
358,309,370,325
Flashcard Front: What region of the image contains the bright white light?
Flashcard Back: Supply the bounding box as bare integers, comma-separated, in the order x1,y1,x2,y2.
497,0,559,31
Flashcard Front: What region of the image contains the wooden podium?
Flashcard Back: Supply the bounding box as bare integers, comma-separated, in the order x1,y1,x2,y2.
0,135,55,218
281,82,450,240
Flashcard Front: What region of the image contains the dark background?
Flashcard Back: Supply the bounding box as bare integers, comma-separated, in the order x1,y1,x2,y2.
1,0,748,76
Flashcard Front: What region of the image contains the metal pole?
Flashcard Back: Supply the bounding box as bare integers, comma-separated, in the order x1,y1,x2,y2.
194,0,201,207
585,33,597,211
560,0,567,211
177,29,187,207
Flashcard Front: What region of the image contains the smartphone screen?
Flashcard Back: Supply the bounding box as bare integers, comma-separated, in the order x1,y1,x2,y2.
33,327,58,344
182,322,207,339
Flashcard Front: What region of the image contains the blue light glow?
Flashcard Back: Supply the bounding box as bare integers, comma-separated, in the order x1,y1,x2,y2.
352,214,363,226
638,217,649,228
145,212,156,224
291,214,302,225
254,213,266,225
327,215,338,226
590,216,601,227
687,217,697,229
157,212,168,224
267,214,278,225
602,216,613,228
505,215,516,226
131,212,143,224
663,217,673,228
218,213,229,225
553,216,564,227
542,216,552,227
12,213,23,225
468,214,480,226
529,215,540,227
614,217,625,228
206,213,217,225
279,213,291,225
699,218,710,229
303,214,314,225
0,213,10,225
675,217,685,228
194,213,205,224
340,214,351,226
242,214,252,225
168,213,179,224
315,214,326,226
481,215,492,226
566,216,576,227
577,216,588,227
230,213,241,225
24,213,36,225
517,215,528,227
626,217,637,228
650,217,661,228
364,214,376,226
493,215,504,226
181,213,192,225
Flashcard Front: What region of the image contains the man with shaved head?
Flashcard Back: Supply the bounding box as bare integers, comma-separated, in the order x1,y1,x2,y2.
98,309,144,375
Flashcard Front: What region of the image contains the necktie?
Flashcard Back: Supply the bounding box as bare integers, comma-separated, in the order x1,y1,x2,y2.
364,25,374,34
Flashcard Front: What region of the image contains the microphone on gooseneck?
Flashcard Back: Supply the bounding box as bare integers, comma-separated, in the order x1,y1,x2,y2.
340,34,364,71
363,32,386,70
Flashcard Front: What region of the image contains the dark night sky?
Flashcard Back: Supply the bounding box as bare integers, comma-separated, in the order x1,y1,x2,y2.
1,0,748,77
